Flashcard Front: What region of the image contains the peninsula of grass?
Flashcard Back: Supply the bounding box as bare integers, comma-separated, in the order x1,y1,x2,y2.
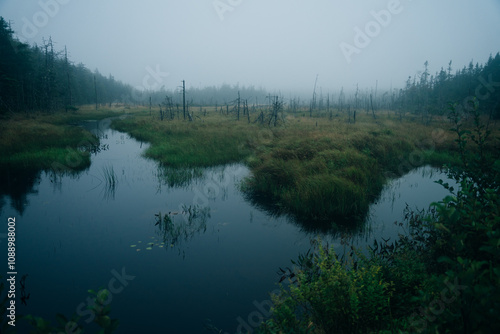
242,114,463,224
111,108,480,225
0,106,125,172
111,111,254,167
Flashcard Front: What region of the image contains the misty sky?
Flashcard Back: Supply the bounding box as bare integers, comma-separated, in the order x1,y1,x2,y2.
1,0,500,95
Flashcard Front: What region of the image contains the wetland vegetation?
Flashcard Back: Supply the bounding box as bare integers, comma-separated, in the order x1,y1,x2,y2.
0,108,123,172
112,108,466,227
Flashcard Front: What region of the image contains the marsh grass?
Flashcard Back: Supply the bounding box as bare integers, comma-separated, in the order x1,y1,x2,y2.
111,107,499,224
112,111,253,167
0,106,126,171
0,119,96,171
242,112,463,222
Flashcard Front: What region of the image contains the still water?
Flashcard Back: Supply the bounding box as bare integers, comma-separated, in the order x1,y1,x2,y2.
0,118,453,333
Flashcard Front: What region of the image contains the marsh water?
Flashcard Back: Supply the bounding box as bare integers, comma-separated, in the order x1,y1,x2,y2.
0,118,454,333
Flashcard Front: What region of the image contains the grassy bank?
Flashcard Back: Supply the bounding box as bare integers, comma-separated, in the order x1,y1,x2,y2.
0,106,125,172
257,115,500,333
112,112,253,166
112,108,475,224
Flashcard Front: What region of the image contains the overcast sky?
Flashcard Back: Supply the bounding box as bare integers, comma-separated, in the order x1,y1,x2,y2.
2,0,500,95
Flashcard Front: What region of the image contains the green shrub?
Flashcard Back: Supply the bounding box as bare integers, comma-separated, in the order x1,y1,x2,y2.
260,244,395,334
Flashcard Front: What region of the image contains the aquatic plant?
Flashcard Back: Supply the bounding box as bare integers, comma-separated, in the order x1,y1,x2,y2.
99,165,118,200
154,205,210,249
102,165,118,187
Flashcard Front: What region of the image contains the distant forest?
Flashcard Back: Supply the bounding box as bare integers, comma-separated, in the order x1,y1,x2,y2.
0,17,268,113
395,55,500,119
1,15,499,118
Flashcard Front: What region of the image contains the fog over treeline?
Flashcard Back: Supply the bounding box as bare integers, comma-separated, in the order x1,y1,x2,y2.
0,16,268,112
1,15,499,119
2,0,499,96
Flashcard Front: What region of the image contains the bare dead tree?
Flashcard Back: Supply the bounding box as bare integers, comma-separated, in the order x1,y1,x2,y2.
268,95,285,127
339,87,344,115
354,84,359,123
245,99,250,123
237,91,241,120
310,74,318,117
64,46,72,112
182,80,186,120
370,93,376,119
94,75,98,110
159,104,164,121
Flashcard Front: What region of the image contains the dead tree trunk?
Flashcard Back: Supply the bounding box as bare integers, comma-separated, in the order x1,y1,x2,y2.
237,91,241,121
182,80,186,120
94,75,98,110
370,94,376,119
245,99,250,123
159,104,164,121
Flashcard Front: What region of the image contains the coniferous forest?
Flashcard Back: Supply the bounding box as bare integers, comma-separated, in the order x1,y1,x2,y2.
0,17,133,113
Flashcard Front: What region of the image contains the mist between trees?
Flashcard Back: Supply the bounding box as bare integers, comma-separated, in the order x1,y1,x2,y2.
1,16,499,122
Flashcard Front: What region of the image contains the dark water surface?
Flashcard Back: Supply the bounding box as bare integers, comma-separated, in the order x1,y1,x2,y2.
0,118,453,333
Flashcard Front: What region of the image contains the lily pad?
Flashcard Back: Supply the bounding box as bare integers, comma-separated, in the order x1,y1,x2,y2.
130,245,137,247
146,247,153,250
